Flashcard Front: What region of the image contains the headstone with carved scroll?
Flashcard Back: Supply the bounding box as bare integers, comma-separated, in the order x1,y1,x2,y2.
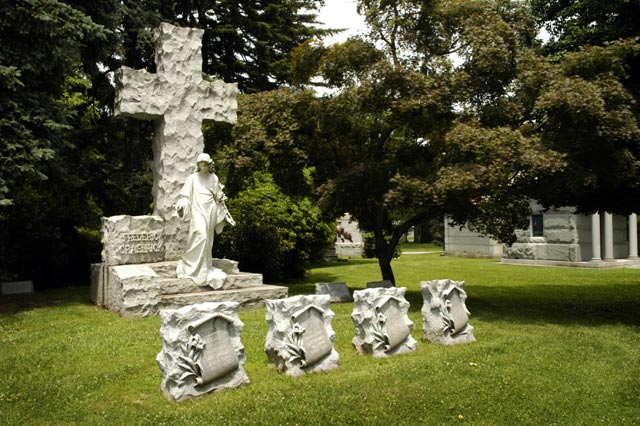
421,279,476,345
351,287,417,357
156,301,249,401
264,295,339,377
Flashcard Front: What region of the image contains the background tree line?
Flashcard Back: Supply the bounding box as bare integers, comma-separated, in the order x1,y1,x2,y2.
1,0,638,287
0,0,333,286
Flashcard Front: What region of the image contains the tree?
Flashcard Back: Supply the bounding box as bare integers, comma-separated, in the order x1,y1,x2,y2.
212,89,335,281
528,0,640,215
0,0,114,208
0,0,335,286
290,1,565,284
0,0,122,285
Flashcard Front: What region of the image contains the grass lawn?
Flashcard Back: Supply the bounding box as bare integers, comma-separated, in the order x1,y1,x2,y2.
400,242,443,252
1,254,639,425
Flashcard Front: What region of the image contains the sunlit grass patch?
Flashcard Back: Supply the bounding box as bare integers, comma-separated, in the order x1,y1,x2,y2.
1,255,639,425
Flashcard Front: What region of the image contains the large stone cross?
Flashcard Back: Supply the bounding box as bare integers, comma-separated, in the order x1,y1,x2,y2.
114,22,238,258
115,22,238,218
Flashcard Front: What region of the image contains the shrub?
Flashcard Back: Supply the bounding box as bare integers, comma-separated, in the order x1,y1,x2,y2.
215,172,334,282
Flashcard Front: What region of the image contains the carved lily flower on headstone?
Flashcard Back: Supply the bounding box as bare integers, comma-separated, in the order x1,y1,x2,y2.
178,333,205,385
371,312,390,351
285,323,307,367
440,299,455,336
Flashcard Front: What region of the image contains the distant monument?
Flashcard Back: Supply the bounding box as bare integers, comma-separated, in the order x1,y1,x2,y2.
90,23,287,317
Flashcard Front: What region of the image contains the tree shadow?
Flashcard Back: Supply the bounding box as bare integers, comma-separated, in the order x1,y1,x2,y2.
403,284,640,327
0,287,91,316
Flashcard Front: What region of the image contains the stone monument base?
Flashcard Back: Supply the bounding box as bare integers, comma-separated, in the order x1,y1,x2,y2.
90,259,287,318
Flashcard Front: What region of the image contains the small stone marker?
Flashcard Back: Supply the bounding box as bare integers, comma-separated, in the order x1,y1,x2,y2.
264,295,339,376
315,282,353,303
0,280,34,295
352,287,417,357
156,301,249,401
421,279,476,345
366,280,393,289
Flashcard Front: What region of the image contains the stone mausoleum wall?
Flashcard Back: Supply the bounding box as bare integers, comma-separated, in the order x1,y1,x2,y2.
446,205,637,264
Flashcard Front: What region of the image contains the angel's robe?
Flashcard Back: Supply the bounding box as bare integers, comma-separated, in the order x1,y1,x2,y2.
176,172,234,288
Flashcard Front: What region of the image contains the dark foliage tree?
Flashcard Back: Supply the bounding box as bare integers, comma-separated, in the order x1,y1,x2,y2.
529,0,640,215
0,0,333,286
212,90,335,281
0,0,122,285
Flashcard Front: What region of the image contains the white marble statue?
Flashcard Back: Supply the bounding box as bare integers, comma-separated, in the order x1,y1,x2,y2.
176,153,235,288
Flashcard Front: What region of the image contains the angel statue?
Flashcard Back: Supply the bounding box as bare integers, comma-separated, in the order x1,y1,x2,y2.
175,153,235,288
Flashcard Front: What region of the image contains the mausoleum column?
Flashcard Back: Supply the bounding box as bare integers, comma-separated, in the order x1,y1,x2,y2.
603,212,614,261
591,212,601,261
629,213,638,259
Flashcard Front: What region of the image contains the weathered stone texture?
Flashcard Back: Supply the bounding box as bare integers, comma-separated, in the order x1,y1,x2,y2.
351,287,417,357
157,302,249,401
421,279,476,345
108,264,161,317
264,295,339,377
91,260,286,316
101,215,165,265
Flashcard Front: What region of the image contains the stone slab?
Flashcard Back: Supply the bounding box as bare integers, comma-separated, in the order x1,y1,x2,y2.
421,279,475,345
315,282,353,303
351,287,417,357
264,295,339,377
157,273,262,295
0,280,34,295
101,215,165,265
160,285,288,311
366,280,393,289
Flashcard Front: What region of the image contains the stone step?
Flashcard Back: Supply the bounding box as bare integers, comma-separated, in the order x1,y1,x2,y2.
150,259,240,278
160,285,288,310
224,273,263,289
159,272,264,295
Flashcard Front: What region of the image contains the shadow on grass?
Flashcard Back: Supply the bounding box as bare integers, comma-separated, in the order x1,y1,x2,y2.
287,261,640,327
402,284,640,327
0,287,91,315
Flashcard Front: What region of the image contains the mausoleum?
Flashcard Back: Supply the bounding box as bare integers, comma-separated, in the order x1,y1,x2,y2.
444,205,640,267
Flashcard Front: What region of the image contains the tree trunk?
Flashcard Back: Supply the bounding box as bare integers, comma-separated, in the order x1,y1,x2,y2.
378,254,396,285
374,211,432,287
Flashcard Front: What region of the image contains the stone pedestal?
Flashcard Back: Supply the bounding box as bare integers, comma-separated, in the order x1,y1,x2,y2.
91,259,287,318
264,295,339,377
351,287,417,357
91,215,287,317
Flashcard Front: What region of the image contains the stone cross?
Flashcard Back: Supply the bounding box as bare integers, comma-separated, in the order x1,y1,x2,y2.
115,22,238,218
114,22,238,258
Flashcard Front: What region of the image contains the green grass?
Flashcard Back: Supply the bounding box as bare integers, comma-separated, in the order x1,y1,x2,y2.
1,254,639,425
400,242,443,252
